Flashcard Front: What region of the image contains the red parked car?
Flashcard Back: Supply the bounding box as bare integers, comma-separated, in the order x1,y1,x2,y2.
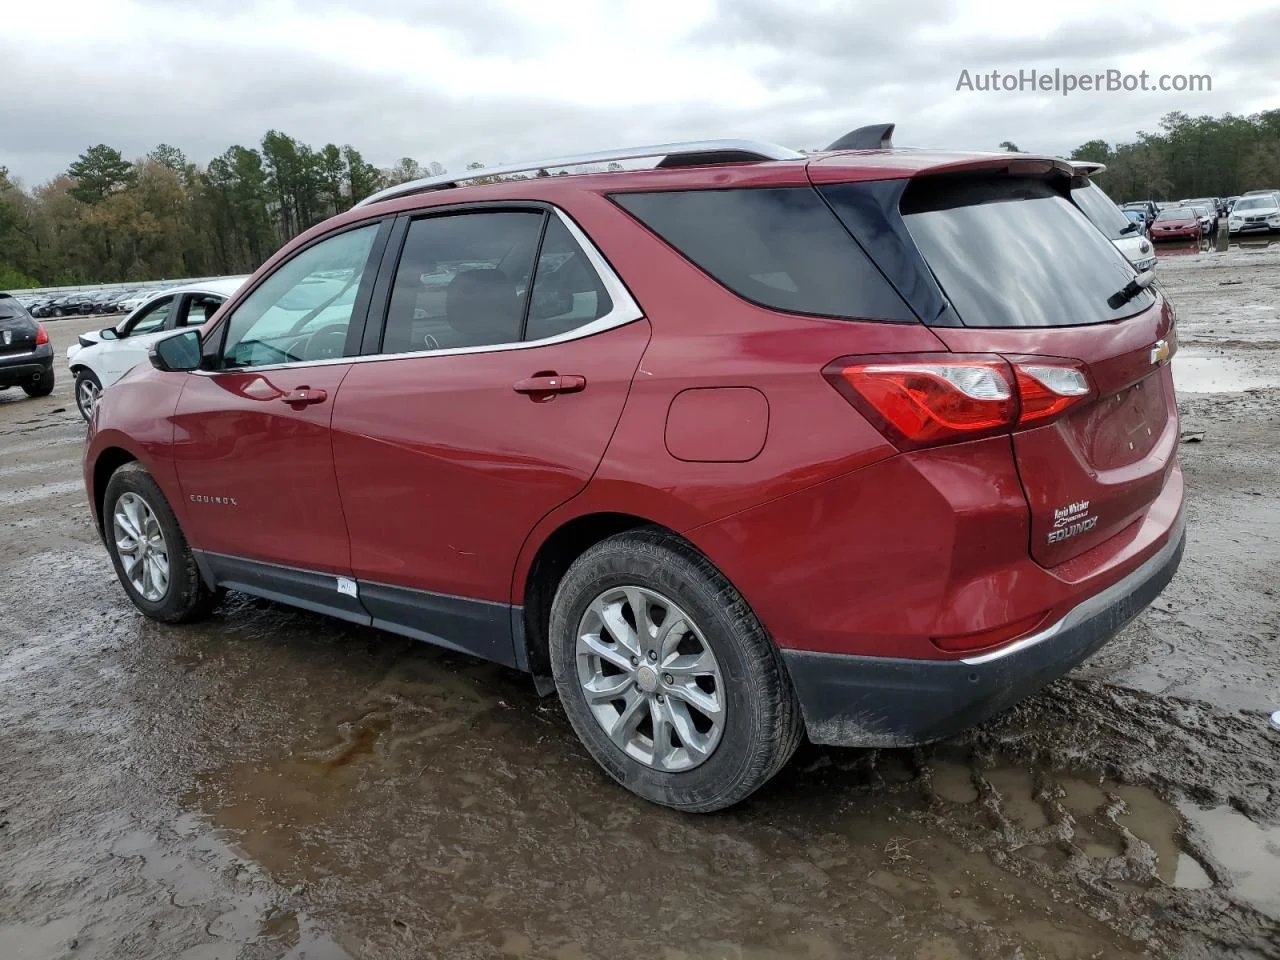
1150,207,1204,240
84,126,1185,812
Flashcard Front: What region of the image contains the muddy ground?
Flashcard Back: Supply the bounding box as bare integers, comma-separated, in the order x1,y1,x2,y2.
2,244,1278,960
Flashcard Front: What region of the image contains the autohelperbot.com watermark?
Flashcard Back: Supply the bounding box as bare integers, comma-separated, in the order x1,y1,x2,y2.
956,68,1212,96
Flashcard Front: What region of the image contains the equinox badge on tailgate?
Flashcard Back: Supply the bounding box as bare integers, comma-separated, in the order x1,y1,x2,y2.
1049,499,1098,544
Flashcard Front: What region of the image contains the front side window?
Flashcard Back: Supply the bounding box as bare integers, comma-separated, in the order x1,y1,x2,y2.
123,296,174,337
381,211,543,354
221,223,380,369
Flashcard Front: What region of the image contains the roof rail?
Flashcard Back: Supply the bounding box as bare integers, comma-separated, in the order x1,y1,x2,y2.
353,139,805,208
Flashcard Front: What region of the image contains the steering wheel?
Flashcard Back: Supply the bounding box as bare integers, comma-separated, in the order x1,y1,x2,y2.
298,324,349,361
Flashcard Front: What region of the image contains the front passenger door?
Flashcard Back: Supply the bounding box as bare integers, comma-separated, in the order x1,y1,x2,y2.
102,294,175,384
172,222,386,609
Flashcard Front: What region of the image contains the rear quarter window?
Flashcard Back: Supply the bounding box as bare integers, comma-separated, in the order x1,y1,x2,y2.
611,187,915,322
900,176,1154,328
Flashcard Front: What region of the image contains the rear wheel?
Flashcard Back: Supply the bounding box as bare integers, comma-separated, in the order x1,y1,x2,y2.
74,369,102,420
549,528,803,812
22,374,54,398
103,462,218,623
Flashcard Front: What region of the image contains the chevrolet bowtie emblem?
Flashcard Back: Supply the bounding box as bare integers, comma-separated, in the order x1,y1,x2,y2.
1150,339,1171,365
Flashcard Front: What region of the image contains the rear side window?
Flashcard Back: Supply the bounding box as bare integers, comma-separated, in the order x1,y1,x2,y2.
612,187,915,322
524,217,613,340
900,177,1154,328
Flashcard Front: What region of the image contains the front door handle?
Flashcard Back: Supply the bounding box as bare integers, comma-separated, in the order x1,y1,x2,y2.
513,374,586,396
280,386,328,406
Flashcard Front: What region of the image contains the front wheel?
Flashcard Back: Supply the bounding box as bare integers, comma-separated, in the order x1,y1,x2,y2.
549,528,803,812
103,462,218,623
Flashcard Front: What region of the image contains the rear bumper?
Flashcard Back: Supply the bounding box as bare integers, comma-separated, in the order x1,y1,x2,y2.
0,345,54,386
782,516,1185,748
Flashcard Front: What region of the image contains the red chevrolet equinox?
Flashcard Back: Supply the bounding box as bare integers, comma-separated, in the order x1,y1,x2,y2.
84,127,1185,812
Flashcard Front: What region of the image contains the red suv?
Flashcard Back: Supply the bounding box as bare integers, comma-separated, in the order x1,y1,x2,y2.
84,128,1185,812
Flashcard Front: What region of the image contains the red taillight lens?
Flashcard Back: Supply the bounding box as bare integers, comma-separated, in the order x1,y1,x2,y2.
828,353,1096,449
825,355,1016,450
1013,362,1091,425
35,323,49,346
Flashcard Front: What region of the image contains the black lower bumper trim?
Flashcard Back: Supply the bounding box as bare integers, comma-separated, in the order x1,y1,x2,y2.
781,523,1186,748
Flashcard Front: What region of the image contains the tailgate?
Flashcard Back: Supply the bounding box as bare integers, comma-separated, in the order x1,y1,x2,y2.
888,169,1178,567
0,316,38,356
931,300,1178,565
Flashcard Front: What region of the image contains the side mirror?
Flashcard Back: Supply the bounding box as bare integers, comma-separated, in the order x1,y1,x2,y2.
99,327,119,341
150,329,202,372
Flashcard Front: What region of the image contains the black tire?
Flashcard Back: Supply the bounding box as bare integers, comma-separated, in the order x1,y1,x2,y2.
103,462,218,623
549,528,803,813
74,368,102,420
22,374,54,398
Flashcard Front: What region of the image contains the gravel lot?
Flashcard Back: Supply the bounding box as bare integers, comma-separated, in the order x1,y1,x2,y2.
2,245,1278,960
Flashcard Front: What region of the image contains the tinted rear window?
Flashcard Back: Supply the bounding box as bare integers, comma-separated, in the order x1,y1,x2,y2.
1070,180,1135,241
0,296,32,320
900,177,1154,328
612,187,915,322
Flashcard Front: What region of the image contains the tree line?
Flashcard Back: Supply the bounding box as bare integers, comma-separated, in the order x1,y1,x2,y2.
1070,109,1280,203
0,133,453,289
3,109,1279,289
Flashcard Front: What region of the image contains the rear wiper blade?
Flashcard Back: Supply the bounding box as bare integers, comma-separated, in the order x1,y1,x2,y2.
1107,269,1156,309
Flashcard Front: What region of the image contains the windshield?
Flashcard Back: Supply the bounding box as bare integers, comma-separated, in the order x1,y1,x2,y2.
1070,179,1135,240
900,175,1153,328
1156,210,1194,222
1233,196,1277,212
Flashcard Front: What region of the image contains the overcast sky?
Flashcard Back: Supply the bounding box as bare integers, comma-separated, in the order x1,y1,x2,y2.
5,0,1278,185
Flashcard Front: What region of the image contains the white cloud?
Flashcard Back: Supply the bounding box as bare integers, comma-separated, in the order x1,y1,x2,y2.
3,0,1277,184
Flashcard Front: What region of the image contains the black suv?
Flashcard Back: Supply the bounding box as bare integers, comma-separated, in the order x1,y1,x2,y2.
0,294,55,397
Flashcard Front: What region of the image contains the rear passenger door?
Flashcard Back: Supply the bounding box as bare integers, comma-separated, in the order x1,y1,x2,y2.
330,206,650,665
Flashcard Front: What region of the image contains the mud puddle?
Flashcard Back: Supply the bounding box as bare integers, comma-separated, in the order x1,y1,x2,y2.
1173,354,1280,393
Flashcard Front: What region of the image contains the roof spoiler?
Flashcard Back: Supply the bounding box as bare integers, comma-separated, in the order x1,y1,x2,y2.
1069,160,1107,176
826,123,895,151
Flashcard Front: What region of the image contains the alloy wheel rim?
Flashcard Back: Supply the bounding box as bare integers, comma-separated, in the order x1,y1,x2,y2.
112,492,170,602
78,379,100,415
576,585,725,772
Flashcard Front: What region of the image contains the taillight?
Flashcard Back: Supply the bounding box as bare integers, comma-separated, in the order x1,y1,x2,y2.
1013,363,1091,424
825,353,1094,450
35,323,49,346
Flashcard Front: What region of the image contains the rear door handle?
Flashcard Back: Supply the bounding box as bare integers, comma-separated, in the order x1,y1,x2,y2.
280,386,328,406
513,374,586,395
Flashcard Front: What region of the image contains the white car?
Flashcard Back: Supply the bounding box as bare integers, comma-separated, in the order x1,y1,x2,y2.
1069,162,1158,272
116,287,166,313
66,277,247,420
1227,193,1280,235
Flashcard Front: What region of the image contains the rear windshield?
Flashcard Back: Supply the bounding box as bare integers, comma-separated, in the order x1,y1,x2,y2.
612,187,915,322
900,176,1155,328
1070,179,1136,241
0,296,32,320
